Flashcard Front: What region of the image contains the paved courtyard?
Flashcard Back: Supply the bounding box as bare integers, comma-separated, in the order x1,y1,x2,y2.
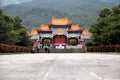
0,53,120,80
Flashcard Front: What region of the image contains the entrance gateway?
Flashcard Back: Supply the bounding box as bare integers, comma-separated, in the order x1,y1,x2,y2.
29,17,92,49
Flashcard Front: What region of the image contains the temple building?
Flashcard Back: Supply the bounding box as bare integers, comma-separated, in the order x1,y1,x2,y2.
29,17,92,48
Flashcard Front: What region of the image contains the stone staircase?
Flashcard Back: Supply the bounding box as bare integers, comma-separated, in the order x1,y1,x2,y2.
36,48,86,53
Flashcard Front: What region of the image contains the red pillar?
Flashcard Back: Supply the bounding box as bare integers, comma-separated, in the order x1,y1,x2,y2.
82,40,85,49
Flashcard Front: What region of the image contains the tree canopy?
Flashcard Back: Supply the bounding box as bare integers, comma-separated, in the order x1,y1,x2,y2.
0,9,32,46
90,5,120,45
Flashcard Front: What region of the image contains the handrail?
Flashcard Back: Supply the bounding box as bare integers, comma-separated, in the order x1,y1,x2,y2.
87,45,120,52
0,43,32,53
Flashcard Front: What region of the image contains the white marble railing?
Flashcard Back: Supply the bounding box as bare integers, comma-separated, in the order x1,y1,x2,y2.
81,34,92,39
41,34,52,38
66,45,82,49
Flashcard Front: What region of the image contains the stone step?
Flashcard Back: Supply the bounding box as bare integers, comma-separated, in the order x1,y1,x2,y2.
34,48,86,53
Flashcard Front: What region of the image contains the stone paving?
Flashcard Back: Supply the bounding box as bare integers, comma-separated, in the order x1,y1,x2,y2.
0,53,120,80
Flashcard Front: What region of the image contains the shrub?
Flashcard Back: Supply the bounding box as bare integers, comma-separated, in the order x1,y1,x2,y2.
69,39,77,45
86,42,93,46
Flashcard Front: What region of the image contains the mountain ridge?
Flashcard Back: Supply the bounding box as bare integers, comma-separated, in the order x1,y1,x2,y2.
1,0,119,30
0,0,32,6
102,0,120,4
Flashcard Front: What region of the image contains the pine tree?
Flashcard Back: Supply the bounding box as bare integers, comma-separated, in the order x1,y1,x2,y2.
90,5,120,45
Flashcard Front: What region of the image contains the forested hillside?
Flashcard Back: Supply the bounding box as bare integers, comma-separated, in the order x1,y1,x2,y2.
1,0,118,30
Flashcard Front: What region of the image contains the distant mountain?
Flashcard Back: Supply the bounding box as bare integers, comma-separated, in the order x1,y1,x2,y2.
0,0,32,6
1,0,118,30
102,0,120,4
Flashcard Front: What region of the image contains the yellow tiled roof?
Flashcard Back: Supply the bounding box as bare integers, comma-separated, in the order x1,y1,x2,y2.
82,29,91,34
30,29,38,35
39,24,51,31
69,24,82,31
51,17,71,25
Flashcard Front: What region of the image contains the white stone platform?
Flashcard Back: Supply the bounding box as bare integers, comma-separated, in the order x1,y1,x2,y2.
0,53,120,80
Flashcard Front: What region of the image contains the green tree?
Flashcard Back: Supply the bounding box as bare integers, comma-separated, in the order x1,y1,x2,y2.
69,39,77,45
0,9,32,46
16,28,32,46
99,8,111,18
90,5,120,45
43,39,51,45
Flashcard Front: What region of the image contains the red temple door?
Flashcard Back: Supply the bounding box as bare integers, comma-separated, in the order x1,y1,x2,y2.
54,36,66,44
